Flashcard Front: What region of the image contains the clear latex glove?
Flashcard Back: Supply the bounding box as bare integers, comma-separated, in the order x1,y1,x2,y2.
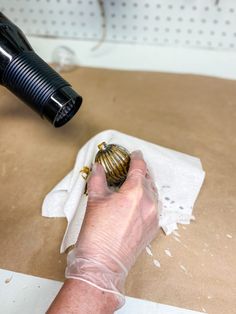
65,150,159,308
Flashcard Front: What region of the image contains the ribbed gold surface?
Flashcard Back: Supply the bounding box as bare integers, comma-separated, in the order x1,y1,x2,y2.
95,142,130,187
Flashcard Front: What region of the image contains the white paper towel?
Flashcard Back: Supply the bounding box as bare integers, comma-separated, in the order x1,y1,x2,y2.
42,130,205,253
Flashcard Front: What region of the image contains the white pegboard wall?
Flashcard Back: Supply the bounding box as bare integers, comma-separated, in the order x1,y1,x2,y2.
1,0,236,50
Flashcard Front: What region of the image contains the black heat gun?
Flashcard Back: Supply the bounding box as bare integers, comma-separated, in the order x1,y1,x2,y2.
0,12,82,127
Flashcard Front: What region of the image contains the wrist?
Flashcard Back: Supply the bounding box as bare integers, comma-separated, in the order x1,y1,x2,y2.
65,247,127,309
47,279,119,314
67,279,120,313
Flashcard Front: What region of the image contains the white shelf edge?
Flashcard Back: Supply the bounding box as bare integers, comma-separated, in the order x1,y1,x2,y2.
29,36,236,80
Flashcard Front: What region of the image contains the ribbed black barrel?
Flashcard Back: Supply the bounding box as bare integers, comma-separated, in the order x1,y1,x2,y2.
2,50,83,126
0,13,82,127
2,51,69,115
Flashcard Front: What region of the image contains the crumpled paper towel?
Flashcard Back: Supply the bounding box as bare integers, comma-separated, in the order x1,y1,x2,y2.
42,130,205,253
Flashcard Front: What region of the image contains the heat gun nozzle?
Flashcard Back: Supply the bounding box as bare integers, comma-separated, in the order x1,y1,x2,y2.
2,51,82,127
0,13,82,127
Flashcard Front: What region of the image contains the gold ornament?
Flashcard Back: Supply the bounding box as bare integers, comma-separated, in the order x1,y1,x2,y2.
95,142,130,187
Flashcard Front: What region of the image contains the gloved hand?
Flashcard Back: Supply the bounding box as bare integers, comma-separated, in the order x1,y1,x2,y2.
65,150,159,309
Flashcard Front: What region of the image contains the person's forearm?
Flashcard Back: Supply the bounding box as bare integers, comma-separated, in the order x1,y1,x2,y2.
47,279,119,314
